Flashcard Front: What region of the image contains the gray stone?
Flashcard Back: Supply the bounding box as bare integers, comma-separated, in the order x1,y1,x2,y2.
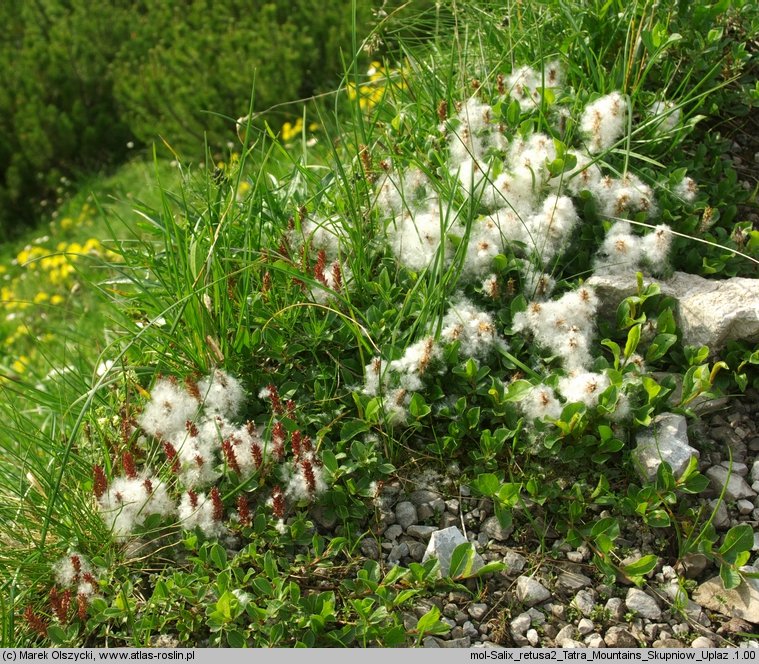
633,413,699,483
625,588,662,620
384,524,403,540
604,626,638,648
561,639,587,648
587,272,759,352
422,526,484,577
691,637,715,648
422,636,441,648
680,553,710,579
407,541,427,562
440,636,471,648
526,608,546,626
556,571,593,592
653,639,685,648
555,625,576,644
510,612,531,635
739,500,755,515
526,629,540,646
468,603,488,621
721,461,749,477
578,618,595,635
360,538,380,560
311,504,338,530
693,567,759,623
586,634,606,648
751,460,759,484
481,515,514,541
572,590,596,617
389,542,408,562
462,621,478,638
439,513,459,529
407,525,438,541
504,550,527,574
605,597,626,620
709,499,730,529
515,576,551,606
395,501,418,529
706,466,756,501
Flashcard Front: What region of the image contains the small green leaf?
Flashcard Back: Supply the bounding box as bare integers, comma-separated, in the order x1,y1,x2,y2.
472,473,502,497
624,324,642,359
645,509,671,528
408,392,431,418
503,379,533,402
449,542,477,579
720,563,742,590
719,524,754,563
209,543,227,570
681,472,709,494
621,554,658,577
416,605,450,636
340,420,369,443
226,630,246,647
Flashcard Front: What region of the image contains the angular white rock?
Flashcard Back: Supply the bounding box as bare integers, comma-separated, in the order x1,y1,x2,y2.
705,466,756,501
633,413,699,483
516,575,551,606
422,526,484,577
587,272,759,351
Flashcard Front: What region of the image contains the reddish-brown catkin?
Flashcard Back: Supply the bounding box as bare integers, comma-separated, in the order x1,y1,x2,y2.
221,439,241,475
291,430,302,460
236,494,251,527
92,465,107,499
163,441,181,473
272,421,286,460
210,487,224,522
314,249,328,285
77,593,89,621
24,606,48,637
301,459,316,495
251,443,263,469
122,451,137,479
267,384,283,415
272,486,285,519
187,489,199,509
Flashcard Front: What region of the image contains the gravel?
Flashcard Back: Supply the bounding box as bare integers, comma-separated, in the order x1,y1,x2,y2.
353,387,759,648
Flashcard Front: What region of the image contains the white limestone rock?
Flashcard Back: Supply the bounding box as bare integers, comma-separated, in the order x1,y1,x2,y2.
587,272,759,352
633,413,699,483
422,526,484,577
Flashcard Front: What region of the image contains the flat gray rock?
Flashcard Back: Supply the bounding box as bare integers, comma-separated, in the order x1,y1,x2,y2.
633,413,699,483
395,501,418,529
625,587,662,620
693,568,759,623
481,515,513,541
556,571,593,592
706,466,756,501
515,575,551,606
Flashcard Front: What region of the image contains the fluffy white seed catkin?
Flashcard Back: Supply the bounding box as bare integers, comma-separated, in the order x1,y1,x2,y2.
522,384,563,421
581,92,627,154
674,176,698,203
197,370,245,419
177,492,226,538
138,378,200,439
557,371,610,408
441,298,500,358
